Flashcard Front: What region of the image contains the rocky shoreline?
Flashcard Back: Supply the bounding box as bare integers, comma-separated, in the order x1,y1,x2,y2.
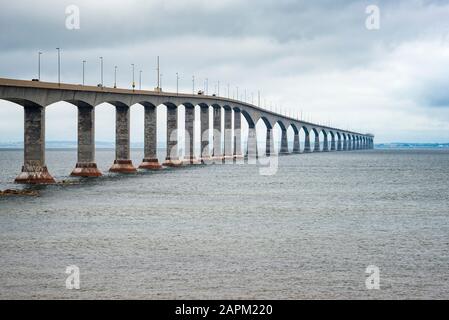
0,189,40,197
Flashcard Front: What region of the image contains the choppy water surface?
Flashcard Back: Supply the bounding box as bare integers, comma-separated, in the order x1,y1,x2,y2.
0,149,448,299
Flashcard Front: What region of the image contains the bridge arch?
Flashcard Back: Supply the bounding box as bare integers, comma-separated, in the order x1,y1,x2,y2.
335,132,342,150
311,128,320,152
286,124,297,153
0,97,43,108
320,129,328,152
255,117,271,156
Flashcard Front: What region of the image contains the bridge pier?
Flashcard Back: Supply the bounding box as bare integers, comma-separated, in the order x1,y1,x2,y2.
347,137,352,151
223,108,233,161
163,106,182,166
212,106,222,161
110,105,137,173
183,105,199,164
233,110,243,159
337,136,342,151
246,125,258,161
266,128,274,156
323,134,329,152
330,135,336,151
199,106,210,163
293,132,300,153
352,137,356,150
313,133,320,152
139,104,162,170
304,132,311,153
280,129,289,154
15,105,55,184
71,104,102,177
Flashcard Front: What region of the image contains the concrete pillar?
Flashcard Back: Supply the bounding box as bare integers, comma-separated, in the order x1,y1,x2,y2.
343,136,348,151
347,136,352,151
280,129,289,154
233,110,243,159
293,132,300,153
212,106,222,160
246,125,258,160
266,128,274,156
331,134,336,151
183,106,199,164
304,131,311,153
200,106,210,163
323,134,329,152
163,106,181,166
337,135,342,151
71,105,102,177
15,105,55,184
110,105,136,173
313,131,320,152
139,105,162,169
223,108,233,160
352,137,356,150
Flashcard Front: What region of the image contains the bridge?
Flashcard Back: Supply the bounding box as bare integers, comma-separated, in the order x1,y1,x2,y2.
0,78,374,184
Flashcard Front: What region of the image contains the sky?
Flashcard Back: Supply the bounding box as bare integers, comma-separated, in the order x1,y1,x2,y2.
1,0,449,144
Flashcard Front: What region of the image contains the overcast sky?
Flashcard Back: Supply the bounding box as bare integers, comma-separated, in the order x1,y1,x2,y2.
1,0,449,143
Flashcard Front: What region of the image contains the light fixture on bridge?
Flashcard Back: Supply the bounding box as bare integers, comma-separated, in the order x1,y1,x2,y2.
99,57,103,88
83,60,86,86
154,56,162,93
56,48,61,86
139,70,142,90
37,52,42,81
131,63,135,91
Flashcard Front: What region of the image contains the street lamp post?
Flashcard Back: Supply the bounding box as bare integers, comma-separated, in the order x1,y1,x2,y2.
99,57,103,87
139,70,142,90
82,60,86,85
192,75,195,94
56,48,61,86
38,52,42,81
131,64,135,90
114,66,117,88
176,72,179,95
156,56,160,89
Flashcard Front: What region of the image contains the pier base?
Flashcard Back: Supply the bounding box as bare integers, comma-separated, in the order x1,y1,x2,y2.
163,158,183,167
182,157,201,165
15,163,55,184
138,158,162,170
109,160,137,173
71,162,102,177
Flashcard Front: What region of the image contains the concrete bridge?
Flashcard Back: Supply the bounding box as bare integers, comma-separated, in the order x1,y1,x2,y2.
0,78,374,184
